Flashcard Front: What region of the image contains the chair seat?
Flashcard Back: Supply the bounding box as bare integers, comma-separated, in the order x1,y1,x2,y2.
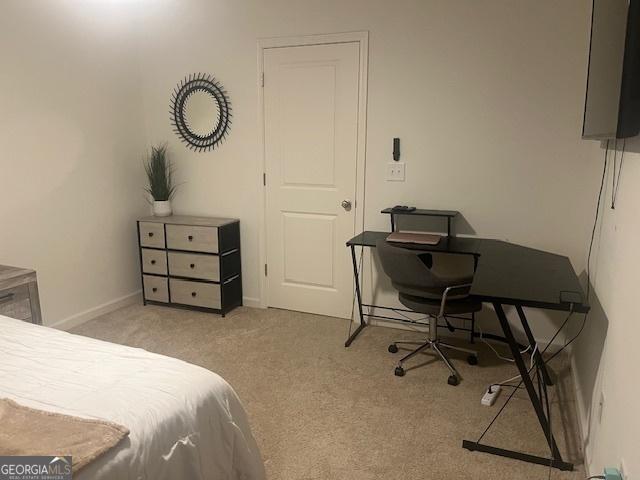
399,292,482,315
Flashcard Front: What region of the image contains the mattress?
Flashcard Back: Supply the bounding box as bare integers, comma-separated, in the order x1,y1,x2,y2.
0,315,265,480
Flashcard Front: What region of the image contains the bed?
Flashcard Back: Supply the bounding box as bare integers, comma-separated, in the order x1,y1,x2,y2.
0,315,265,480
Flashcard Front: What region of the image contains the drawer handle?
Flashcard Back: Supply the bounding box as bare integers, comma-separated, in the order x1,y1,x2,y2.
152,287,158,293
0,293,15,304
148,232,154,237
188,235,194,241
191,291,197,297
190,263,195,269
151,260,156,265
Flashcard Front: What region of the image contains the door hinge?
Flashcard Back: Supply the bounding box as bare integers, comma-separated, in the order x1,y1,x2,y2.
263,172,266,186
264,263,268,276
260,72,264,87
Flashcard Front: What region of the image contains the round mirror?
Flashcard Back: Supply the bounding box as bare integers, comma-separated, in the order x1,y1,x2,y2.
184,90,220,137
170,73,232,152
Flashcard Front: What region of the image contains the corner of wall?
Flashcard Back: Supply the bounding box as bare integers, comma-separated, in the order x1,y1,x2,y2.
50,291,142,332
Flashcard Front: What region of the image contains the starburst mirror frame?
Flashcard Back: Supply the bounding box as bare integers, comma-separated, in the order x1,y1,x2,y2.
170,73,232,152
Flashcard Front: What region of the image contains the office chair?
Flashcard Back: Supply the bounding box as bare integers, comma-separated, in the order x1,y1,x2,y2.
376,239,481,386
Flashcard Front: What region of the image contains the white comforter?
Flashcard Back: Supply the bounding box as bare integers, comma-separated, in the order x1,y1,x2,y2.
0,315,265,480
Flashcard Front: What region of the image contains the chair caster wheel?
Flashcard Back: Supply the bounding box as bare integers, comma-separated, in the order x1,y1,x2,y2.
467,354,478,366
447,375,459,386
388,344,399,354
394,366,405,377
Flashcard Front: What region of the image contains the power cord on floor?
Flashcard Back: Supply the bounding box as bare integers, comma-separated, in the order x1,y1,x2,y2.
474,359,540,444
478,324,530,363
489,344,538,390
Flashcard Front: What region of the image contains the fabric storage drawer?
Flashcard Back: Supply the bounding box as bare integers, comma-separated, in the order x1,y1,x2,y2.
0,284,32,321
170,279,221,309
139,222,166,248
141,249,167,275
166,225,218,253
168,252,219,281
137,216,241,315
143,275,168,303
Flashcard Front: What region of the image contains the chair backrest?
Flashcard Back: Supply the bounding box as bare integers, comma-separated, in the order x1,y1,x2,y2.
376,239,470,300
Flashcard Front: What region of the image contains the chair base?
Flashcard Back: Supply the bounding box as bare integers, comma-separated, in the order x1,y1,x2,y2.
389,338,478,385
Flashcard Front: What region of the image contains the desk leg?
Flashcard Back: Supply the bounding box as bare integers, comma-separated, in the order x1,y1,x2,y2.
345,244,367,347
516,305,554,386
462,303,572,471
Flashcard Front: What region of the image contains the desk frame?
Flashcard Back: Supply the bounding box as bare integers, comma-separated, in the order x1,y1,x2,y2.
346,236,574,472
345,243,476,347
461,302,572,471
381,208,458,236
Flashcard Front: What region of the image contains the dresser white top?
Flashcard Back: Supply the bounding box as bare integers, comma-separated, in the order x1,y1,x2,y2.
138,215,238,228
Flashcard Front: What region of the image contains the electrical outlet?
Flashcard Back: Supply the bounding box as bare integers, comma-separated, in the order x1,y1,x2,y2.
386,162,405,181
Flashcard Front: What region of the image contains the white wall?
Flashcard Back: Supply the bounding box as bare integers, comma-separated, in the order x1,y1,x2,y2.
572,140,640,477
0,1,148,325
136,0,601,342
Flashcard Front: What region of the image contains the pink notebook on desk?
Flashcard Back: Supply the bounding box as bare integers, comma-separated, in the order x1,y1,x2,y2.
386,232,442,246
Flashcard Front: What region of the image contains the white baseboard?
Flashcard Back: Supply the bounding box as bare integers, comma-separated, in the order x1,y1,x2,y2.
50,290,142,331
242,296,262,308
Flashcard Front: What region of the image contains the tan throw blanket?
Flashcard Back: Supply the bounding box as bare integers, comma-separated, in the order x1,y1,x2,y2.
0,398,129,472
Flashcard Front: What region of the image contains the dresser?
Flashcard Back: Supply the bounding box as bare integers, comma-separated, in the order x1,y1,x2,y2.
137,215,242,316
0,265,42,324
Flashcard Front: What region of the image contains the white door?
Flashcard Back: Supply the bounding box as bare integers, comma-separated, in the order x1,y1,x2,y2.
263,42,361,319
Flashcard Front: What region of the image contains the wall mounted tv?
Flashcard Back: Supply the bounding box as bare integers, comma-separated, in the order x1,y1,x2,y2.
583,0,640,139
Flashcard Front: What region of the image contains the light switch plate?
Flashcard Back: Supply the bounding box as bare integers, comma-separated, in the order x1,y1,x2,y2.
386,162,405,181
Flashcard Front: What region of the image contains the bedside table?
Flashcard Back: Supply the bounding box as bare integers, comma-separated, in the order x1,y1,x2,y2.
137,215,242,316
0,265,43,324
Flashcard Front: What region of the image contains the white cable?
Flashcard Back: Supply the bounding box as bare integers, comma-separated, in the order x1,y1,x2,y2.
490,344,538,388
530,343,538,370
478,325,530,363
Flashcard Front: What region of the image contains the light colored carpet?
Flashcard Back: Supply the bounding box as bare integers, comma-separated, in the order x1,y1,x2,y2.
72,305,585,480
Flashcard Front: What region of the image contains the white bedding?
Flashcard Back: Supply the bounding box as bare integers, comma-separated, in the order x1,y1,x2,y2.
0,315,265,480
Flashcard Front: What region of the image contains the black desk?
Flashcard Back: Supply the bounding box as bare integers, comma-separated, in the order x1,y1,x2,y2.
381,207,459,235
346,231,589,471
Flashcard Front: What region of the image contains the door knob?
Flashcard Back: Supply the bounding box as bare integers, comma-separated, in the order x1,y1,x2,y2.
341,200,352,211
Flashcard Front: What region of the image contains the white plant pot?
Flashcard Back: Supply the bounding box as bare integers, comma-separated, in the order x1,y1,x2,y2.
153,200,172,217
